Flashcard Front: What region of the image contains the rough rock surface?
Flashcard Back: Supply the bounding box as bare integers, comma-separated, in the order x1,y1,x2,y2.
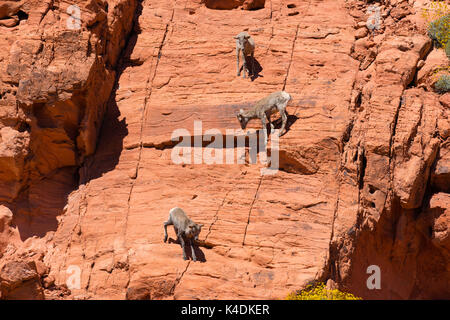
0,0,448,300
202,0,266,11
0,261,44,299
0,0,138,205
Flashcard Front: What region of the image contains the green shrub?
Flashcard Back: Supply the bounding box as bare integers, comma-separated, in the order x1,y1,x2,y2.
286,282,362,300
445,41,450,59
435,74,450,93
428,14,450,48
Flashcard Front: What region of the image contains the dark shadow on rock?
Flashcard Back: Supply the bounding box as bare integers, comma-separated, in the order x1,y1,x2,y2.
271,113,298,136
79,2,143,184
245,56,263,81
191,244,206,262
167,237,178,244
167,237,206,262
11,166,78,240
10,2,143,241
78,88,128,184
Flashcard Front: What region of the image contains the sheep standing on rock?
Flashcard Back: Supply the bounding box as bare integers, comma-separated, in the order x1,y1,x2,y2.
163,207,203,261
237,91,291,142
234,31,255,78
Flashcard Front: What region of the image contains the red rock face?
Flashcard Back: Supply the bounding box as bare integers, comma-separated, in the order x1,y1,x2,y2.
321,0,450,299
0,261,44,299
202,0,266,11
0,0,448,300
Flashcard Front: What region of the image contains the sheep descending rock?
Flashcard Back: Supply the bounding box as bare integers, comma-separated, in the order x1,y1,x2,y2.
163,207,203,262
236,91,292,142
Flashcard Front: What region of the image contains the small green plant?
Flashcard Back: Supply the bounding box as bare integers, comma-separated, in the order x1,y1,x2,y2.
286,282,362,300
445,41,450,59
423,1,450,47
427,14,450,48
435,74,450,93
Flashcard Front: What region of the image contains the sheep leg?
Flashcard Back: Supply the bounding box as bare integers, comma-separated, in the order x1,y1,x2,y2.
261,114,269,144
236,48,241,76
178,232,188,260
279,107,288,136
251,51,255,76
174,227,179,243
190,239,197,262
163,218,173,243
266,111,274,132
241,51,247,78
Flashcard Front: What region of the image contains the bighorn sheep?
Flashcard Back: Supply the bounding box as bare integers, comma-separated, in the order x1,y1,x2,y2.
236,91,291,142
234,31,255,78
163,207,203,261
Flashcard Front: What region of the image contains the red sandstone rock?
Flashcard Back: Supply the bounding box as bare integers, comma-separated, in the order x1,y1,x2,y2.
417,48,448,90
428,193,450,250
432,142,450,193
0,0,448,300
202,0,265,10
440,93,450,109
242,0,266,10
0,261,44,300
0,0,138,204
0,206,13,232
322,0,449,300
392,89,441,209
0,1,23,20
